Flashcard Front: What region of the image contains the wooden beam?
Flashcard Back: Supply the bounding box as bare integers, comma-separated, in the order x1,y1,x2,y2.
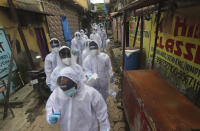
3,26,17,119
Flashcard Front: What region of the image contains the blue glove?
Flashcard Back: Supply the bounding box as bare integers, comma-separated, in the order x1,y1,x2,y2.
49,111,61,124
110,75,114,83
47,84,51,89
87,74,92,79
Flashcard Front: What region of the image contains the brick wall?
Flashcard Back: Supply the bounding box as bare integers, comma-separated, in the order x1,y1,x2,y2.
44,0,80,44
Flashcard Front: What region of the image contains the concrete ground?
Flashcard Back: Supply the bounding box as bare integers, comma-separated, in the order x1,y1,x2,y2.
0,38,128,131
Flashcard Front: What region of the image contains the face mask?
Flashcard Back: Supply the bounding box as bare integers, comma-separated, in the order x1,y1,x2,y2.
52,47,60,53
63,87,77,97
90,50,98,55
62,58,71,66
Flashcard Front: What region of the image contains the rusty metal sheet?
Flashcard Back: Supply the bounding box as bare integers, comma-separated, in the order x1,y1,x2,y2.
123,70,200,131
123,72,150,131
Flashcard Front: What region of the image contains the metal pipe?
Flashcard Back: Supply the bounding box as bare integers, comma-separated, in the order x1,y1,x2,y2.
151,0,162,69
133,16,140,47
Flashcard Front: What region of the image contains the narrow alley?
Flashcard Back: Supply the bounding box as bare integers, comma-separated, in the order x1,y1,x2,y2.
1,0,200,131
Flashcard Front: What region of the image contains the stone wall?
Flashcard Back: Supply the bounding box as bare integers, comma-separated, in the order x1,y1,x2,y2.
44,0,80,44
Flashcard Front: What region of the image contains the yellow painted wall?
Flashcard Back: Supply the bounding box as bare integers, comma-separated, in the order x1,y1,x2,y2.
129,16,152,58
73,0,88,10
0,0,43,12
0,9,50,67
129,7,200,92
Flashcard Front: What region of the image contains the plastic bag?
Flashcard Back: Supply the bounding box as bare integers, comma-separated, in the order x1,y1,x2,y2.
109,83,117,98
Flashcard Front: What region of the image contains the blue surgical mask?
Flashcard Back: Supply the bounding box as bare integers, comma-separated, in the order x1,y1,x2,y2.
63,87,77,97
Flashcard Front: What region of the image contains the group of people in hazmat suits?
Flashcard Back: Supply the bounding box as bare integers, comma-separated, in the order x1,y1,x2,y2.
44,24,113,131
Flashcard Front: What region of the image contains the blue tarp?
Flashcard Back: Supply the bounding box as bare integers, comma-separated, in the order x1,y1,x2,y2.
61,16,72,46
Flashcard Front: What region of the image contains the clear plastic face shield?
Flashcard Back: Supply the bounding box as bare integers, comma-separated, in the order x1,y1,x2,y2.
89,41,98,55
59,48,71,66
100,25,104,30
57,76,77,97
50,39,60,52
75,33,81,40
80,30,84,35
92,28,97,34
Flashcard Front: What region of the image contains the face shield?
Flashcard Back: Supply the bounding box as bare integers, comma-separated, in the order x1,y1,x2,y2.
50,39,60,52
100,26,104,30
89,41,98,55
59,48,71,66
75,33,81,40
80,30,84,35
92,28,97,34
57,76,77,97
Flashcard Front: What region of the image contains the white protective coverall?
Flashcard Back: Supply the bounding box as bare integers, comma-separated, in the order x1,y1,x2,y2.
46,67,110,131
80,29,88,40
90,28,102,49
100,29,107,50
83,42,113,100
50,46,70,91
44,38,61,85
50,46,85,91
82,39,92,63
71,32,85,65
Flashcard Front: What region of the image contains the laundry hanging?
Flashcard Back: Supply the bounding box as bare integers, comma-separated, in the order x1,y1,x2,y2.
61,16,72,46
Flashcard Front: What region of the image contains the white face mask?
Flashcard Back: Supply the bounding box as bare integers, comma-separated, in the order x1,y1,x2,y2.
62,58,71,66
52,47,60,53
90,50,98,55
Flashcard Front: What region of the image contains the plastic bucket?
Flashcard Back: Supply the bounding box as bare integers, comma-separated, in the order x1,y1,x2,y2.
124,49,140,70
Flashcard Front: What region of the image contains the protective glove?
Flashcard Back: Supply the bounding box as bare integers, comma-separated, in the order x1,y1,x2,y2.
47,84,51,89
87,74,92,80
49,111,61,124
110,75,114,83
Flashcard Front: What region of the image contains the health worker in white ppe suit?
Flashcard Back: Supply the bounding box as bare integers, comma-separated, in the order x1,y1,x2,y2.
50,46,71,91
71,32,84,65
83,41,114,100
45,38,61,88
99,24,108,52
46,66,110,131
80,29,88,40
82,39,92,62
90,27,102,49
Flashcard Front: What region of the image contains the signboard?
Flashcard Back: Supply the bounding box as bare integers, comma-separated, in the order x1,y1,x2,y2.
0,28,17,78
0,28,17,99
129,10,200,92
151,14,200,92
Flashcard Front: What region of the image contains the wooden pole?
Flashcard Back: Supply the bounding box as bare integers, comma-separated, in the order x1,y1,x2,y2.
151,0,162,69
133,16,140,47
122,12,127,70
139,15,144,68
3,26,17,119
3,0,19,119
